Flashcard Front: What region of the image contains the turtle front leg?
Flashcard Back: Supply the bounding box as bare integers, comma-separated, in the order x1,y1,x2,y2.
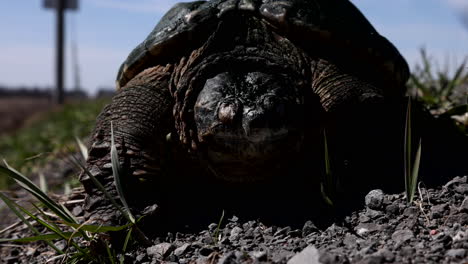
310,59,406,204
79,65,174,225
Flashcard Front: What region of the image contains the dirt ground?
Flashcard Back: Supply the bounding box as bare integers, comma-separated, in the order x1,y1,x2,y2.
0,97,53,135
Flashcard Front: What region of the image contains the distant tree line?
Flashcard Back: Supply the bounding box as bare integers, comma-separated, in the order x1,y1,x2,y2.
0,85,115,99
0,85,54,98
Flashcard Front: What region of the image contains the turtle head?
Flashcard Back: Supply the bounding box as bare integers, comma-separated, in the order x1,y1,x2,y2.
194,71,308,182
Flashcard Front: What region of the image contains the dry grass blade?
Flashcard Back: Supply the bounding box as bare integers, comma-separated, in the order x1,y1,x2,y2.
75,136,89,160
39,172,47,193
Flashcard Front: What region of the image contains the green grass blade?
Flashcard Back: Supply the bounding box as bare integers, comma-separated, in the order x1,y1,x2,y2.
0,162,76,223
110,122,135,223
442,58,467,98
31,202,62,231
12,199,86,253
213,209,225,244
0,192,64,254
320,183,334,207
404,97,412,203
320,129,335,207
75,136,89,160
409,139,422,203
122,227,133,252
323,130,331,177
120,228,133,263
106,242,116,264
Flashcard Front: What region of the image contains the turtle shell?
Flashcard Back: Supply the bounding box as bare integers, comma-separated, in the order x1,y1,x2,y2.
116,0,409,92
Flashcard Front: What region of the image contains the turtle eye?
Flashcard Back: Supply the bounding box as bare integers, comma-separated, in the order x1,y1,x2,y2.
262,95,285,117
218,100,242,125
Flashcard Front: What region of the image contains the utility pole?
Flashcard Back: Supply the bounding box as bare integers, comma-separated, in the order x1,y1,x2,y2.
44,0,79,104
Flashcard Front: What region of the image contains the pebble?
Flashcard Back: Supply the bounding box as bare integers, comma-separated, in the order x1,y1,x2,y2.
454,183,468,194
302,220,318,237
430,203,447,218
229,226,243,241
445,248,466,258
4,173,468,264
460,197,468,212
146,242,175,259
365,189,384,210
287,245,320,264
174,243,190,256
391,229,413,244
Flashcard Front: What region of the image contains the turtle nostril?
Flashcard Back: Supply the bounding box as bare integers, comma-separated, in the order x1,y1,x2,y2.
218,102,240,124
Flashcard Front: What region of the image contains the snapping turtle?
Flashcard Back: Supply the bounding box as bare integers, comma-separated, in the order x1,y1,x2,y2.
81,0,415,227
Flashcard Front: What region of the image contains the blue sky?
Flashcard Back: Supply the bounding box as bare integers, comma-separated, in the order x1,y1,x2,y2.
0,0,467,95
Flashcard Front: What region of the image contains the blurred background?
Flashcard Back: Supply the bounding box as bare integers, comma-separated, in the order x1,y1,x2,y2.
0,0,467,189
0,0,467,97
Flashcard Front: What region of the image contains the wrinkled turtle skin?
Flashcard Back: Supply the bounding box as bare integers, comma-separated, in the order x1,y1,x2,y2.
80,0,467,231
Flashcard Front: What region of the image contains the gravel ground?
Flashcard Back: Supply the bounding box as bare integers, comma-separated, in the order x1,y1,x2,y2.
1,175,467,263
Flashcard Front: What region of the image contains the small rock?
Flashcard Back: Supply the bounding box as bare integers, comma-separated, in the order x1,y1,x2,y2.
385,204,399,215
430,243,444,253
208,223,218,231
452,230,467,242
358,255,384,264
250,250,267,261
136,253,146,262
343,234,358,248
356,223,380,236
454,183,468,194
445,249,466,258
25,247,36,256
272,249,295,263
146,242,175,259
359,214,371,223
302,220,318,237
218,251,237,264
199,246,214,256
365,208,383,219
447,212,468,225
403,207,419,217
444,176,467,189
174,243,190,256
459,197,468,212
274,226,291,237
374,248,394,262
365,189,384,210
72,206,83,216
287,229,302,237
400,246,415,257
357,227,370,236
229,227,243,241
54,241,66,251
391,229,413,244
430,204,448,219
264,226,274,235
287,245,321,264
